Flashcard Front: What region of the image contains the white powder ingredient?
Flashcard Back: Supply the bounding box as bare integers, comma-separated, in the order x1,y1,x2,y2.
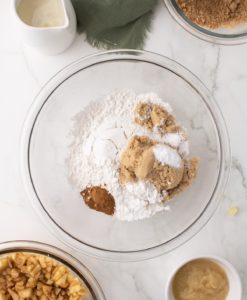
178,140,190,157
153,144,182,168
163,132,184,148
68,90,189,221
134,127,188,157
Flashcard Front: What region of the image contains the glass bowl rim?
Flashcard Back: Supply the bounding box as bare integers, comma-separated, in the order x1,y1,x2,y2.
164,0,247,45
0,240,106,299
20,49,231,262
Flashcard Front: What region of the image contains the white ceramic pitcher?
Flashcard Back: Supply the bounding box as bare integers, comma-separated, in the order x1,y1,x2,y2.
13,0,77,55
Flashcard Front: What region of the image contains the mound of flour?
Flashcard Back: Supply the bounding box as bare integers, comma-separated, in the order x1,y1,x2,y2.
68,90,188,221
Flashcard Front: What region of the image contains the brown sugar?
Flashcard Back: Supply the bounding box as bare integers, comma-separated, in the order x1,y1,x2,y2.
120,136,156,183
120,101,199,201
120,136,184,190
167,157,199,199
147,152,184,191
81,186,115,215
178,0,247,29
134,102,178,134
119,135,195,198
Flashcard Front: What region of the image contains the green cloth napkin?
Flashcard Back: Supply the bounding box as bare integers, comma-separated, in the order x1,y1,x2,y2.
71,0,157,49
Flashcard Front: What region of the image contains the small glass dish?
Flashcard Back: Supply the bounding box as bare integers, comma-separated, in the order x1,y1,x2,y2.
0,240,106,300
164,0,247,45
21,50,230,261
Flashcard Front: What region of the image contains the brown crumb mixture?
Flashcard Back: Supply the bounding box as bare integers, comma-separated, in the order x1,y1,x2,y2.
81,186,115,215
0,252,87,300
178,0,247,29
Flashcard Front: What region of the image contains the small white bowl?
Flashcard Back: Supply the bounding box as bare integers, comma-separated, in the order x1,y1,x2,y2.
166,255,242,300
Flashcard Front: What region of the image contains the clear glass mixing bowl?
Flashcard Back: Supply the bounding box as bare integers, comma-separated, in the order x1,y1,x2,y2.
0,240,105,299
21,50,230,261
164,0,247,45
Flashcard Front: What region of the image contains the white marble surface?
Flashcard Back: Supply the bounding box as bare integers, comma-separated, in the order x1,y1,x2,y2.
0,0,247,299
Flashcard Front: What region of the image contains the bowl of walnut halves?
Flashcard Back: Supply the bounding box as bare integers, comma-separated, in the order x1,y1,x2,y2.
0,241,106,300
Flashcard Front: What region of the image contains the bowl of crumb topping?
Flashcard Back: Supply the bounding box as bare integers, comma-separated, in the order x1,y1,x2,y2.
0,240,105,299
164,0,247,45
21,50,230,261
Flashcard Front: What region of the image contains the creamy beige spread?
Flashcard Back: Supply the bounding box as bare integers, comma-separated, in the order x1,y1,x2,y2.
172,259,229,300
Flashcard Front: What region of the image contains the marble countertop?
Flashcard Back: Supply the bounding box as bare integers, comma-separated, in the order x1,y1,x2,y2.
0,0,247,299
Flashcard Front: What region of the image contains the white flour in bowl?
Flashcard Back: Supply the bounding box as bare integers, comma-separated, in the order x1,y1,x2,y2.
67,90,190,221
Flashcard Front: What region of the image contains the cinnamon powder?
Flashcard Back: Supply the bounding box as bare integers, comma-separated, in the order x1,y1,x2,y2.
178,0,247,29
81,186,115,215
